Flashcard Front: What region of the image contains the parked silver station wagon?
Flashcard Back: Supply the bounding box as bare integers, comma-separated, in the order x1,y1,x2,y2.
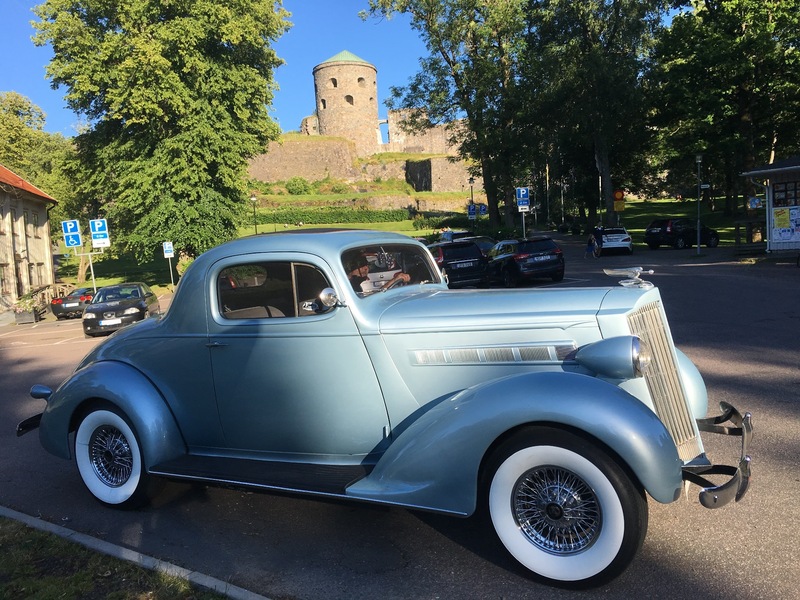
18,229,752,588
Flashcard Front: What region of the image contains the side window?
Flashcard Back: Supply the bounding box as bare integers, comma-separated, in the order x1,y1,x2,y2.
218,261,330,320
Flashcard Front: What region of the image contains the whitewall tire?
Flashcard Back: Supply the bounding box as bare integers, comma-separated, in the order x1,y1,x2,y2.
487,428,647,587
75,408,148,508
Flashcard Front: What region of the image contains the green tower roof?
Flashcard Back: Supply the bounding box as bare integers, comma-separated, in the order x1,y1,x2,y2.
318,50,373,66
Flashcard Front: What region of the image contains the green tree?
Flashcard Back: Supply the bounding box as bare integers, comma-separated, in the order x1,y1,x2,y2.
0,92,48,178
366,0,529,228
33,0,290,260
520,0,670,225
647,0,800,213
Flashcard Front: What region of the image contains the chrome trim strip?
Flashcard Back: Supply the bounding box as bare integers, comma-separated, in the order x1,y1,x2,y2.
411,342,577,366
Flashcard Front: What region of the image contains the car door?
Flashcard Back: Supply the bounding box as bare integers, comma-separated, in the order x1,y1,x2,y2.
207,256,390,459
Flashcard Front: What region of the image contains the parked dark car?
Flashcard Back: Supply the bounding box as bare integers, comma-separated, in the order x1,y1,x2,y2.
644,218,720,250
82,282,161,337
487,237,565,287
427,240,488,288
456,235,497,256
50,286,94,319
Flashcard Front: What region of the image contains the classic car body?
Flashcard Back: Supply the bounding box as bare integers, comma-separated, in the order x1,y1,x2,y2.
18,229,751,588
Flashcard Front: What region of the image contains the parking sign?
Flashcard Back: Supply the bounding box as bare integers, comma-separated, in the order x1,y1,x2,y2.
89,218,110,248
61,219,82,248
163,241,174,258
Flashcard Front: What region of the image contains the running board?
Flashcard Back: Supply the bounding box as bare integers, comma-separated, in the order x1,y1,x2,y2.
150,455,371,495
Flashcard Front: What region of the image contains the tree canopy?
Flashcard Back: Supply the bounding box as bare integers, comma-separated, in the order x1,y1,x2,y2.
33,0,290,260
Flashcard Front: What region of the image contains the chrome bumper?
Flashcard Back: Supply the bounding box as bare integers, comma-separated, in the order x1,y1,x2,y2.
17,413,42,437
682,402,753,508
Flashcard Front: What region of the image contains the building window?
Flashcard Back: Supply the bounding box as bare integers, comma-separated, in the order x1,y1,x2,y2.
11,209,18,237
357,77,366,88
28,263,36,287
33,212,40,238
330,77,338,88
345,95,354,106
24,209,31,237
0,206,5,235
320,98,327,110
0,264,8,295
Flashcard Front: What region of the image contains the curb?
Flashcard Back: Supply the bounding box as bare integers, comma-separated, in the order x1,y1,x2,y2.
0,505,270,600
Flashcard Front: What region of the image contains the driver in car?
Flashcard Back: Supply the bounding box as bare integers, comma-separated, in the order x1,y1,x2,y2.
345,251,411,293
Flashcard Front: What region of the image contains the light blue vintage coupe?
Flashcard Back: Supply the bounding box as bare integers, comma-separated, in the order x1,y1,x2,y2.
18,229,752,587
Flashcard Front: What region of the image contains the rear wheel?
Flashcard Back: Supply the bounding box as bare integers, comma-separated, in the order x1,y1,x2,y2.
674,237,687,249
706,234,719,248
485,428,647,588
75,408,151,508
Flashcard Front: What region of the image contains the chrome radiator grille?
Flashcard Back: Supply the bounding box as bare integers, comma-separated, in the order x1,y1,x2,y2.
628,301,702,462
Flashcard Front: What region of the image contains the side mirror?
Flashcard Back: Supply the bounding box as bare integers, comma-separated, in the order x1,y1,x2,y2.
318,287,341,310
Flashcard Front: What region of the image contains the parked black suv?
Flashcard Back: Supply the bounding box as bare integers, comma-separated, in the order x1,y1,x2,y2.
427,240,488,288
487,237,565,287
644,218,720,249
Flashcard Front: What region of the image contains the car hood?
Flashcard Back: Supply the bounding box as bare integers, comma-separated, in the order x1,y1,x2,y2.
374,287,627,335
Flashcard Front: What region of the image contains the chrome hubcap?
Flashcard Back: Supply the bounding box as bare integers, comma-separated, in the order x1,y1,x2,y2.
513,466,601,555
89,425,133,487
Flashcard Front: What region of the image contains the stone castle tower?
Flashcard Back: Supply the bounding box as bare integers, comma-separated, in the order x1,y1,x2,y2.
311,50,380,156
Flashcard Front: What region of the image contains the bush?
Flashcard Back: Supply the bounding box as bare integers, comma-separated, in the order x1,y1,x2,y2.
285,177,313,195
261,207,410,226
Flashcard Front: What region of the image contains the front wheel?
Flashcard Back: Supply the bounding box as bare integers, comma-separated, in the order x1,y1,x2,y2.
485,428,647,588
75,408,151,508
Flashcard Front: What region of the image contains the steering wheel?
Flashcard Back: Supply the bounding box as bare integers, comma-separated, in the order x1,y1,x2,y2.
384,275,408,290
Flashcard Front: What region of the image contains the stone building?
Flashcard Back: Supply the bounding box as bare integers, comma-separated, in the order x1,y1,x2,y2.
249,50,481,196
0,164,56,312
311,50,381,156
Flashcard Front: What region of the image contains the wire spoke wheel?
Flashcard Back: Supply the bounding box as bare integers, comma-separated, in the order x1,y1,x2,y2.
514,466,601,555
89,425,134,487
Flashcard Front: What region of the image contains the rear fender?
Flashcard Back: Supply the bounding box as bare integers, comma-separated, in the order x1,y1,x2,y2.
39,361,185,468
347,371,682,515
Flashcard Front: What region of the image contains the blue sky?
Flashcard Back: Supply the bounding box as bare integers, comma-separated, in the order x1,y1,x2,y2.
1,0,427,137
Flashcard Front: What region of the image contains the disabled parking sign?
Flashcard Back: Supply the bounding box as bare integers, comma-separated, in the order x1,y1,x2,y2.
61,219,82,248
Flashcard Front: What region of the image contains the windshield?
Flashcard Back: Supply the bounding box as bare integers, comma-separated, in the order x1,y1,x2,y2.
342,244,439,296
93,285,141,303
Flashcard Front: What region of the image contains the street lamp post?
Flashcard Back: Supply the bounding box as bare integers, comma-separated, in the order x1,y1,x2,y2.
250,194,258,235
468,176,475,204
695,155,702,255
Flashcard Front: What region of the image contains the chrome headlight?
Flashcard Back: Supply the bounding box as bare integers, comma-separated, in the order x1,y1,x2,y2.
575,336,649,379
83,312,97,320
122,307,141,315
632,337,652,376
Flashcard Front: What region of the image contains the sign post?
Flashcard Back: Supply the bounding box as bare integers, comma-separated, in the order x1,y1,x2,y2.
163,241,175,287
516,187,530,238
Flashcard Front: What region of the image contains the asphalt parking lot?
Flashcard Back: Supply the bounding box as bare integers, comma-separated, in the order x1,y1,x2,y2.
2,236,799,600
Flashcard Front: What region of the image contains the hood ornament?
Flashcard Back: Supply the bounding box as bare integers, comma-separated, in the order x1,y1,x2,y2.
603,267,655,289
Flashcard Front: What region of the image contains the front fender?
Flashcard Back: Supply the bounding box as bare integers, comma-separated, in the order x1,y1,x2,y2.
347,371,683,515
39,360,185,468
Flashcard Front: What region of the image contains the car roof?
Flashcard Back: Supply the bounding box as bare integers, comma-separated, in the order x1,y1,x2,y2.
427,239,480,248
